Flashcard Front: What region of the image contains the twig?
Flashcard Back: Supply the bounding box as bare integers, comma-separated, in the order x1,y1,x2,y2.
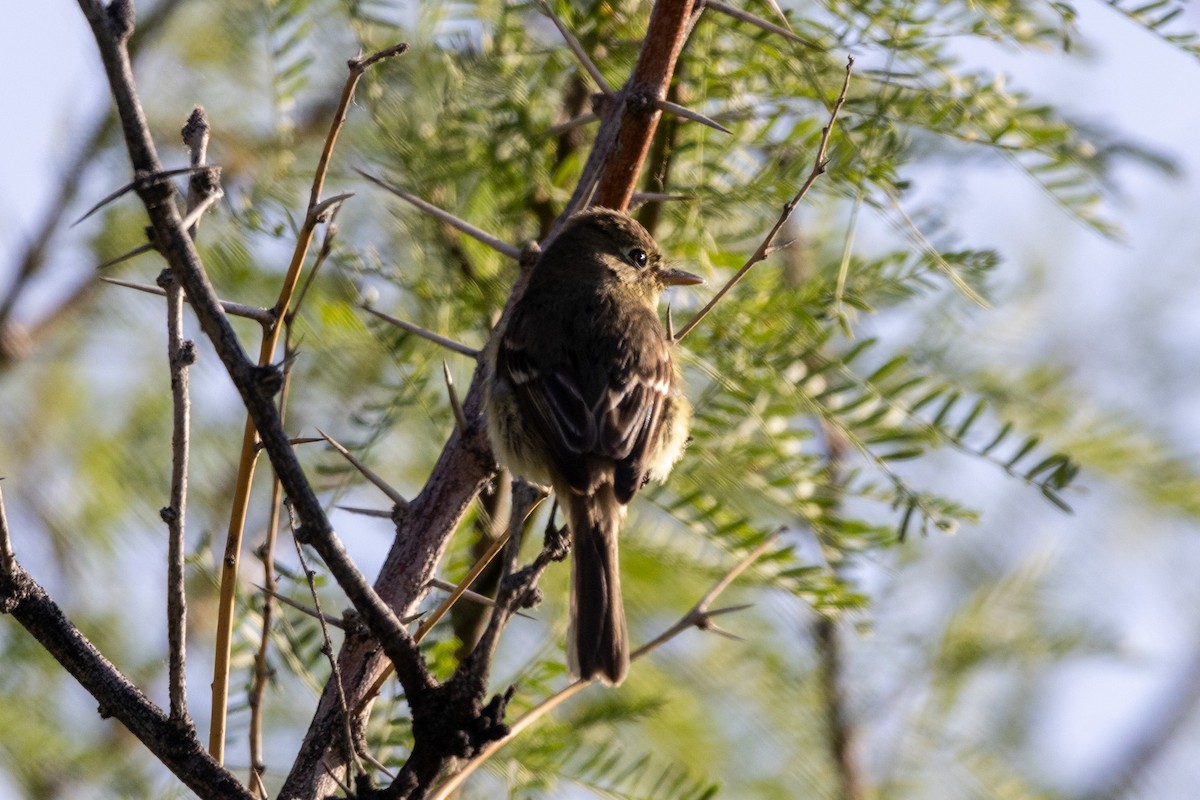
100,278,275,326
355,170,523,260
288,504,364,783
675,55,853,341
208,40,409,764
535,0,614,95
703,0,820,49
317,429,410,510
361,303,481,359
259,585,346,629
429,530,780,800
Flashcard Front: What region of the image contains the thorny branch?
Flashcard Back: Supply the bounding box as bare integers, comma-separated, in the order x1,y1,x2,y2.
429,531,782,800
675,55,854,341
208,36,410,765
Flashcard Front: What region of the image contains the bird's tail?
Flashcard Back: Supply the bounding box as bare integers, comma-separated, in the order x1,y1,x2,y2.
566,484,629,685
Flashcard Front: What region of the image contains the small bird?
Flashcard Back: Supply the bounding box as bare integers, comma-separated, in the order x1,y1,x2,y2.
485,208,701,685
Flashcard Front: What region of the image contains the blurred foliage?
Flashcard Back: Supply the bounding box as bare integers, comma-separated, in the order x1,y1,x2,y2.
2,0,1200,798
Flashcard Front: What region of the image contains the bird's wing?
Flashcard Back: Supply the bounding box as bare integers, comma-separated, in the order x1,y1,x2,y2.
497,309,597,493
602,330,673,504
498,304,673,501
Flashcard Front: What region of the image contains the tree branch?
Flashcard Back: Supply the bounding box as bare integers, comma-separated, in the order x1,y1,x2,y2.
0,487,253,800
675,55,853,341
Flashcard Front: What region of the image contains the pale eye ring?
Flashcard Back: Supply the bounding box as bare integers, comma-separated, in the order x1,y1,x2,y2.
627,248,648,268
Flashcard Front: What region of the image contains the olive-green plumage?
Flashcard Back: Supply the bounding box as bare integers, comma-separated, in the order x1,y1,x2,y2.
484,208,699,685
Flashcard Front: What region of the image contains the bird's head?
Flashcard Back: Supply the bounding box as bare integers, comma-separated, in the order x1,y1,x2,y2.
538,208,703,303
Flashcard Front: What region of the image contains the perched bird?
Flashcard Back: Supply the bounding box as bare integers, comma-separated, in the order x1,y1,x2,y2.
485,208,701,685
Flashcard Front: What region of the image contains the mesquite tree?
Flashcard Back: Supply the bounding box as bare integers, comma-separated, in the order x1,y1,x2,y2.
1,0,1198,798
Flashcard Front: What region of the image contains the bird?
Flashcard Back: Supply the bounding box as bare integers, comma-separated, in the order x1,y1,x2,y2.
484,207,701,685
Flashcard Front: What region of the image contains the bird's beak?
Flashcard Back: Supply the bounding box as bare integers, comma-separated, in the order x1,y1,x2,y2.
658,267,704,286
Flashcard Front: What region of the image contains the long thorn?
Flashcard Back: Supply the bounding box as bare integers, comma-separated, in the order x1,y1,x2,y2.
653,98,732,134
547,112,599,137
361,304,480,358
705,0,820,49
443,361,469,435
96,243,155,271
71,165,211,227
336,505,394,519
316,429,410,510
630,191,692,208
355,170,522,260
101,277,276,325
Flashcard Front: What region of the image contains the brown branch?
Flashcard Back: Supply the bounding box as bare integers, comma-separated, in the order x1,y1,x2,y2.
289,504,364,785
675,55,853,341
0,487,254,799
72,0,439,783
208,40,409,764
429,531,781,800
590,0,702,211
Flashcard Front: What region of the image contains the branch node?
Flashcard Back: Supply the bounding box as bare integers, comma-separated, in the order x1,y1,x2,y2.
106,0,135,43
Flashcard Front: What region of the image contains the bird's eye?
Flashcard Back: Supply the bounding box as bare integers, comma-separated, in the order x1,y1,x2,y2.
627,248,648,268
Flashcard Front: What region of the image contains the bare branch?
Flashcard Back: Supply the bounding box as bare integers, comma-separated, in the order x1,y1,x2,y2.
355,170,523,260
209,41,408,763
289,506,363,784
71,1,435,777
160,270,193,724
0,503,254,798
361,303,481,359
429,530,780,799
675,55,853,341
